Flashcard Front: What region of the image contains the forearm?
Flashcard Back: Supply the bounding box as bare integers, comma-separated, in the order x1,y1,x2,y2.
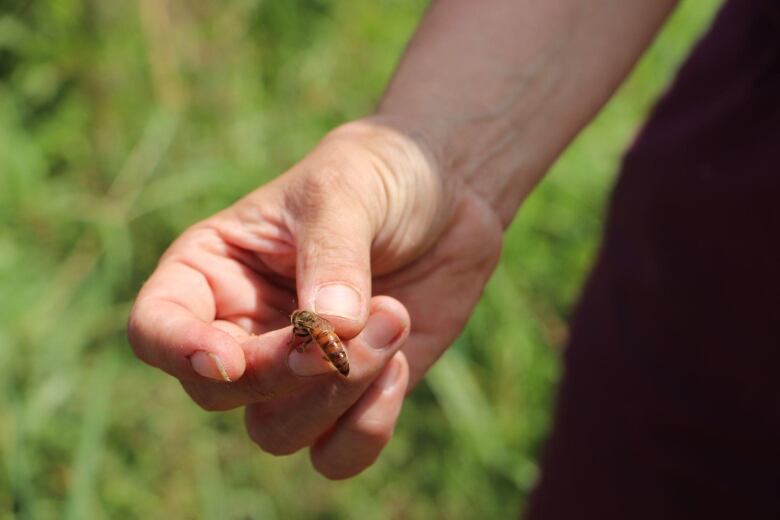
376,0,677,225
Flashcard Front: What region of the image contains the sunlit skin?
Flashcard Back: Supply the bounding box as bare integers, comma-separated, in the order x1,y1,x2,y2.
127,123,500,478
128,0,677,479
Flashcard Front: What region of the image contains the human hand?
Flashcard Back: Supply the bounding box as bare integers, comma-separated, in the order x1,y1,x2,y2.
128,117,502,478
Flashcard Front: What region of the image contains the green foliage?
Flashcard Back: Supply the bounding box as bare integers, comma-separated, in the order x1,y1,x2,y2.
0,1,720,518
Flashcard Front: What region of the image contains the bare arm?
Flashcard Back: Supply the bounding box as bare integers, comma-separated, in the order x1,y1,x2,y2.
379,0,678,224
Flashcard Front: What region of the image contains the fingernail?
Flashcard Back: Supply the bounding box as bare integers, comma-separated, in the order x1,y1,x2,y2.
376,357,402,393
288,348,335,377
314,284,361,321
191,351,232,382
361,311,402,350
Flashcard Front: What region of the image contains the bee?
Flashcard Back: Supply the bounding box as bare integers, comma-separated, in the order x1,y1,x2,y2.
290,310,349,376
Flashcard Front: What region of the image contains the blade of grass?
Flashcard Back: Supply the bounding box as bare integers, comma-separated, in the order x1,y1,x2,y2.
64,349,119,520
3,382,34,519
427,346,536,489
194,431,225,520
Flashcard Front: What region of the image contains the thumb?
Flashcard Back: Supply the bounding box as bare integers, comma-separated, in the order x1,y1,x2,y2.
294,195,373,338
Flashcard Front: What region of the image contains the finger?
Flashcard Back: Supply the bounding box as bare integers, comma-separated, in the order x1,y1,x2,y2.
244,296,409,456
128,259,247,382
180,310,370,412
128,297,246,383
309,352,409,479
287,171,375,338
165,226,297,327
179,326,308,411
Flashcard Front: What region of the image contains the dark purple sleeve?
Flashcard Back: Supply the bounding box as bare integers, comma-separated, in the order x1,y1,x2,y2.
526,1,780,518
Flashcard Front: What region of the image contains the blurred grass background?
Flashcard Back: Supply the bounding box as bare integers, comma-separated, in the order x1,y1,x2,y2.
0,1,721,518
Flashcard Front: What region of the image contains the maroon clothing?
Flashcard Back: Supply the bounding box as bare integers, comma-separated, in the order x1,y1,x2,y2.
527,1,780,519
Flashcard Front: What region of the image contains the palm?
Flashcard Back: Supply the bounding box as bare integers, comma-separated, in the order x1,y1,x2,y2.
373,191,502,385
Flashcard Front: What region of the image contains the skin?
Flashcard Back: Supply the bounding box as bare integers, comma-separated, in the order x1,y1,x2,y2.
128,0,678,479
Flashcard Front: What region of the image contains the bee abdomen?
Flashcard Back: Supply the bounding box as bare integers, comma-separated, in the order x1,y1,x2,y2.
315,330,350,376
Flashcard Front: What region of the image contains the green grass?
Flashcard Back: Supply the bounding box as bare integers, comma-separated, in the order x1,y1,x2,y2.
0,1,721,518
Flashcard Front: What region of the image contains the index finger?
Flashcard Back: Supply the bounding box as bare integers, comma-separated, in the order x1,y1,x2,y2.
128,259,247,382
178,322,342,411
179,296,409,413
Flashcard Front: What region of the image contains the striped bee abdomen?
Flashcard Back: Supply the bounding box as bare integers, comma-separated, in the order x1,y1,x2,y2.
313,329,350,376
290,309,350,377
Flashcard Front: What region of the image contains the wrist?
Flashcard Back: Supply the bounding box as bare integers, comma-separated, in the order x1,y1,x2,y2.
369,107,543,228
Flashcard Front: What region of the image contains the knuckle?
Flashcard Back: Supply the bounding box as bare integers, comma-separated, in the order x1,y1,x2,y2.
289,168,342,217
287,166,368,226
304,167,344,198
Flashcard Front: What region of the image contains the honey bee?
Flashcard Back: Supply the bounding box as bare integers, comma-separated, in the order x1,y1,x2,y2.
290,310,349,376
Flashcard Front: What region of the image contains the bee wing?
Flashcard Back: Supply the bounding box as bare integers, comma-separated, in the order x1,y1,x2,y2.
317,316,335,333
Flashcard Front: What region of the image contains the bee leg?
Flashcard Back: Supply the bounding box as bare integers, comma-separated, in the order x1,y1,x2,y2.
296,337,313,353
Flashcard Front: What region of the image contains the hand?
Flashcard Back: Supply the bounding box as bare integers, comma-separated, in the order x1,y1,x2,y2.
127,118,503,478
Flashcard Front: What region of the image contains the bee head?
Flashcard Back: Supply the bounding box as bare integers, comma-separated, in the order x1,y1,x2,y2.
290,309,317,327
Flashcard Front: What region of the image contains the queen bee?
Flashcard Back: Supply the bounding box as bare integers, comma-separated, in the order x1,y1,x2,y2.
290,310,350,376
